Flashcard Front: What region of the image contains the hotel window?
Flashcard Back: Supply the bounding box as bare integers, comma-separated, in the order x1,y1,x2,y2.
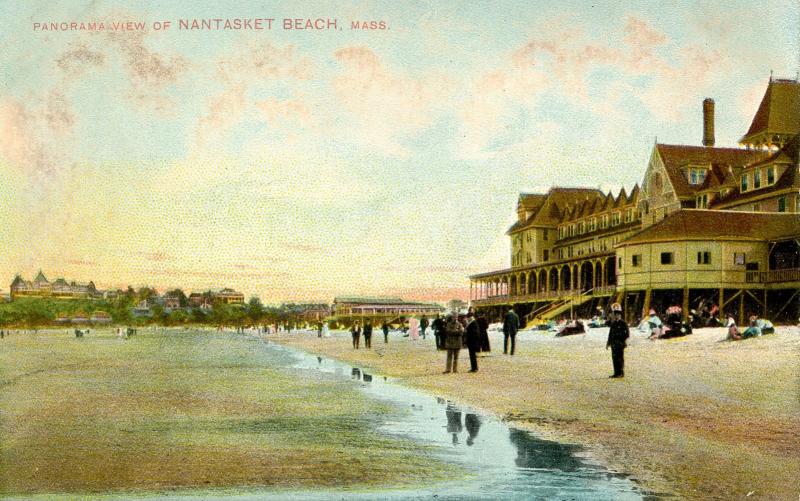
543,229,548,241
741,174,748,191
526,252,531,263
754,170,761,189
543,249,549,261
778,196,786,212
689,168,706,185
631,254,641,267
624,209,633,223
601,215,609,228
697,251,711,265
660,252,673,265
767,166,775,185
618,257,623,269
568,246,573,257
578,222,585,234
611,212,620,226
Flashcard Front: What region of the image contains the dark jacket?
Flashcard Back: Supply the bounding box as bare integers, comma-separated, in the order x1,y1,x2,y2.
350,325,361,337
503,310,519,335
363,323,373,337
606,318,629,347
444,319,464,350
465,319,480,348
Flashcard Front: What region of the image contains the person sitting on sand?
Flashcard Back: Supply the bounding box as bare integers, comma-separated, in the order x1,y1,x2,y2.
646,310,663,339
756,318,774,335
741,316,762,339
726,316,741,341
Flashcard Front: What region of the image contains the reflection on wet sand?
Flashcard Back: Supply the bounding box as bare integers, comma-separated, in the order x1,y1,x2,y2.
445,404,463,445
465,413,481,446
509,428,583,472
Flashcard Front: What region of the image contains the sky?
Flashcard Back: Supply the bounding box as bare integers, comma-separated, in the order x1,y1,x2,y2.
0,0,798,303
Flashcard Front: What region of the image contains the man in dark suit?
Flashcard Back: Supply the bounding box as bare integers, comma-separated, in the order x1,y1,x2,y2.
502,307,520,355
465,311,480,372
363,320,373,349
605,303,629,378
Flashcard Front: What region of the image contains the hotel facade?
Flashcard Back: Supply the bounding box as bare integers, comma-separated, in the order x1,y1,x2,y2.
469,77,800,325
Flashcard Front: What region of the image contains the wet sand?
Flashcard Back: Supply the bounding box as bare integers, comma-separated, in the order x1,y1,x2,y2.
272,326,800,500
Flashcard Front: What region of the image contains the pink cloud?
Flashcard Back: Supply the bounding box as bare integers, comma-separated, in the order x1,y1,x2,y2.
67,259,98,267
55,42,105,79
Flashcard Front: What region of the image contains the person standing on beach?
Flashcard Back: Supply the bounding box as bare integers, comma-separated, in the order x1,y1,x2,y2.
420,315,429,340
503,307,519,355
464,311,480,372
363,320,373,349
382,321,390,343
351,321,361,349
605,303,629,378
432,314,444,350
443,315,464,373
476,312,490,354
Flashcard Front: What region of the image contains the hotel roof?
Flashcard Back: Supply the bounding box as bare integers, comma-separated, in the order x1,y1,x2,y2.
617,209,800,246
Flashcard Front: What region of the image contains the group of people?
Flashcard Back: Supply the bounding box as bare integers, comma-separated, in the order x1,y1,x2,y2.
643,306,693,340
727,315,775,340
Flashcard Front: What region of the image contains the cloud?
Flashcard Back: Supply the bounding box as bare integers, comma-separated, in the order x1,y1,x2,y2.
332,46,452,156
55,42,105,79
105,30,190,115
139,251,175,262
456,15,730,159
0,97,69,179
193,41,314,151
66,258,98,267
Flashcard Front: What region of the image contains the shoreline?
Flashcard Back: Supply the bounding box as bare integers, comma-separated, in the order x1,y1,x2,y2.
269,326,800,500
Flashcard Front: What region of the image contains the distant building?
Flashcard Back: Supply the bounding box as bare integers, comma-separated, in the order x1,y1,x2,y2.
10,271,99,299
282,302,331,322
71,312,89,324
213,288,245,304
333,296,444,318
90,311,112,324
164,296,181,309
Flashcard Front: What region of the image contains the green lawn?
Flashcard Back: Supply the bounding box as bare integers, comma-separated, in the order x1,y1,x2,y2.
0,329,455,497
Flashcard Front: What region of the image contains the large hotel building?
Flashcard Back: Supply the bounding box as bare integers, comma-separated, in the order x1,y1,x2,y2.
470,77,800,325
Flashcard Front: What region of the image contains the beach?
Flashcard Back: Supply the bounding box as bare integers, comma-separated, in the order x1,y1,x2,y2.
272,324,800,500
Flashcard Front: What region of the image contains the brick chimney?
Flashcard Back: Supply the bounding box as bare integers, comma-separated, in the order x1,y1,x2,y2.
703,98,715,147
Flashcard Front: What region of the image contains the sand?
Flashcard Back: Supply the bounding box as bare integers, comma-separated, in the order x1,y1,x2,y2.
271,325,800,500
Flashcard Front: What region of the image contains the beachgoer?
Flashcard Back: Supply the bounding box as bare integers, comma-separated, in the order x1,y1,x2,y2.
381,321,389,343
420,315,429,340
409,317,420,340
502,307,519,355
605,303,629,378
742,315,762,338
322,322,330,338
363,320,373,349
432,314,444,350
726,315,741,340
477,312,490,354
351,321,361,349
443,315,464,373
465,311,480,372
647,310,663,339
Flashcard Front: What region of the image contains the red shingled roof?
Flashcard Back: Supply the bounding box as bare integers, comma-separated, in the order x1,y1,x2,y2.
655,144,769,198
741,79,800,142
618,209,800,246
